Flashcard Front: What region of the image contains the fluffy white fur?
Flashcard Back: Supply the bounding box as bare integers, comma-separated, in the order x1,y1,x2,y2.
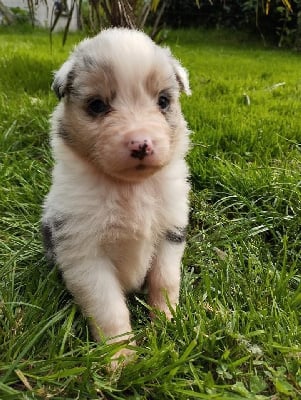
42,28,190,362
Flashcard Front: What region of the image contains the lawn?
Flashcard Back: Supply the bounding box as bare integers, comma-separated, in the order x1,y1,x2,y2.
0,27,300,399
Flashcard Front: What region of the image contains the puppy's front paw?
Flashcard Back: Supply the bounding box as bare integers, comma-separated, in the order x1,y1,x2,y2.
150,303,176,321
109,347,137,372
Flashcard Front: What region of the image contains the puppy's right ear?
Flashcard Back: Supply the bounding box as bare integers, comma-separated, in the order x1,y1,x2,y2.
52,59,74,100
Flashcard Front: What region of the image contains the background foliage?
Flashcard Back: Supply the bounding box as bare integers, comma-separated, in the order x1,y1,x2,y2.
1,0,300,47
163,0,300,47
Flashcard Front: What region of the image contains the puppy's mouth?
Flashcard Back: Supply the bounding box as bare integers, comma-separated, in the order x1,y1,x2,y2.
132,162,161,176
108,162,163,183
135,164,147,171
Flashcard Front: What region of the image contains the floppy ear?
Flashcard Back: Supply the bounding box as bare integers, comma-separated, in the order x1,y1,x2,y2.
172,58,191,96
165,48,191,96
52,59,75,100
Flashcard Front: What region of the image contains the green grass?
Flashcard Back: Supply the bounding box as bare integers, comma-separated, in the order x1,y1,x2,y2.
0,27,301,399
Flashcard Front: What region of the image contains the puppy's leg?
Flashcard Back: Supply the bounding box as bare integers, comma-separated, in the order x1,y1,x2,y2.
62,256,132,343
63,257,135,368
147,229,186,319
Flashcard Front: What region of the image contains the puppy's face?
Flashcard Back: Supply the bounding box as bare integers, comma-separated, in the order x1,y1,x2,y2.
52,28,190,182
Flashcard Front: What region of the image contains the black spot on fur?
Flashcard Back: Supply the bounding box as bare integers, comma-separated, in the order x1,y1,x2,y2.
41,216,67,263
42,221,55,261
166,227,187,244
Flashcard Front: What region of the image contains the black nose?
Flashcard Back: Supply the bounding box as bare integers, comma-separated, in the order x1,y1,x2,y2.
130,142,150,160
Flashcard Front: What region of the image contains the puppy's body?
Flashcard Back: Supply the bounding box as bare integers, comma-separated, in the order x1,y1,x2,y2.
42,28,190,347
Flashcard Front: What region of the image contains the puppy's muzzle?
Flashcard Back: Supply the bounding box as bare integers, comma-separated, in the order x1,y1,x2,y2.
129,139,154,161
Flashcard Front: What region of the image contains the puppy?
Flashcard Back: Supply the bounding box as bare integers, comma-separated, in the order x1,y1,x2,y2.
42,28,190,361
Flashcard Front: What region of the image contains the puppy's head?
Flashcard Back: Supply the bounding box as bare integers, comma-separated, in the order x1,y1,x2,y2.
52,28,190,182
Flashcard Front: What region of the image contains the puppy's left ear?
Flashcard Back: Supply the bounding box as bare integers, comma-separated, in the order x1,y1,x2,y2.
165,48,191,96
52,59,74,100
171,57,191,96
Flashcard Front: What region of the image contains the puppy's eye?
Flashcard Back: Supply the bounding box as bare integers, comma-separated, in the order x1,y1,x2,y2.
158,94,170,111
87,99,110,115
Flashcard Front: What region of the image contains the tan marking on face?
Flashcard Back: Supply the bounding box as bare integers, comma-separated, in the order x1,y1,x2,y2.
58,46,186,182
70,62,117,104
144,64,178,98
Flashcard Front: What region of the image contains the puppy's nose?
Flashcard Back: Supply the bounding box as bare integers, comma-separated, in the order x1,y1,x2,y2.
128,139,154,160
